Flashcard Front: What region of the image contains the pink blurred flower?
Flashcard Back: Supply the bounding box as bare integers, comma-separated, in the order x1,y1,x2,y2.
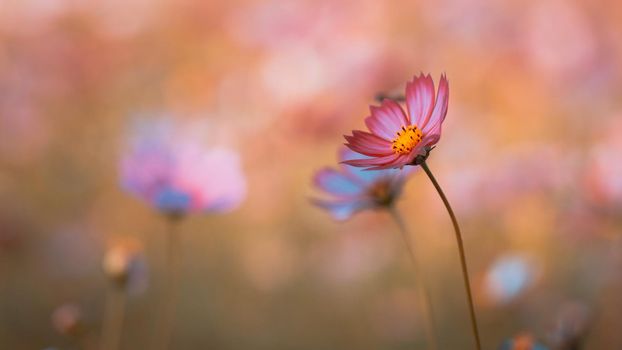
312,148,414,220
343,74,449,170
120,118,246,215
51,303,84,337
584,118,622,209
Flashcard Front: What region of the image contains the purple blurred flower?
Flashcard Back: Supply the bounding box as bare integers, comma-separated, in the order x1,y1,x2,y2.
312,148,413,220
120,118,246,215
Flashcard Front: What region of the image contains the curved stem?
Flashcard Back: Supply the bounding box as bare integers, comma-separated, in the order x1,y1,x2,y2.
153,216,182,350
389,207,439,350
420,161,482,350
100,285,126,350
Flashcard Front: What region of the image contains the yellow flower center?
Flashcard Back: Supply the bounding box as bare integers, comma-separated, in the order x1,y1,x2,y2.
391,125,422,155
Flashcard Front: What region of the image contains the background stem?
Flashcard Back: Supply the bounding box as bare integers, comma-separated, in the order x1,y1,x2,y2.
420,161,482,350
152,216,182,350
389,207,439,350
100,285,126,350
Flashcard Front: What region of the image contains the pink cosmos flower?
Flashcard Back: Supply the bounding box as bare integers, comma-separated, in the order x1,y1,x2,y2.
312,148,414,220
343,74,449,170
120,118,247,215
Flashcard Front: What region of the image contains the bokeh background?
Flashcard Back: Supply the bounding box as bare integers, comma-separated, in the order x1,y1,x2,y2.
1,0,622,349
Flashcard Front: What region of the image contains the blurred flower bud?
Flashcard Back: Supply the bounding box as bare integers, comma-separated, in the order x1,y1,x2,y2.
102,237,148,294
51,303,84,337
500,333,549,350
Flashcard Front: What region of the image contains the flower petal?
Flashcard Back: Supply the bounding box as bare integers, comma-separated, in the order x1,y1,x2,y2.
342,153,400,168
365,116,394,140
406,74,435,128
364,154,411,170
368,99,409,138
337,148,384,184
311,198,372,221
422,131,441,148
344,131,393,157
422,74,449,134
313,168,364,197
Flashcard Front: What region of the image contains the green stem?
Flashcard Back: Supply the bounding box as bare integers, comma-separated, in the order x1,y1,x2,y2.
153,216,182,350
389,207,439,350
420,161,482,350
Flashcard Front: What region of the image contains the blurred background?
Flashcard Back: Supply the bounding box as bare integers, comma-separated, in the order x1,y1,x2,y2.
1,0,622,349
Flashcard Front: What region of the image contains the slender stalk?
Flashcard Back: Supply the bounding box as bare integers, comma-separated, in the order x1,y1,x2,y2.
76,331,98,350
153,216,182,350
100,286,126,350
389,207,438,350
420,161,482,350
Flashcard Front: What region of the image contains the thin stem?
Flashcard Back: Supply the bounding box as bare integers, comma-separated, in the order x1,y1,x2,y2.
420,161,482,350
100,286,126,350
76,331,98,350
153,216,182,350
389,207,439,350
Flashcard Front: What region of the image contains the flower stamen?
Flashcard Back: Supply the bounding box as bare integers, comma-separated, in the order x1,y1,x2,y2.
391,125,422,155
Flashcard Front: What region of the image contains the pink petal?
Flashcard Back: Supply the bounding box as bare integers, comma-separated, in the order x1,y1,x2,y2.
365,154,410,170
422,132,441,148
406,74,435,128
368,100,409,138
344,131,393,157
365,116,394,140
422,74,449,134
338,147,367,164
342,153,400,167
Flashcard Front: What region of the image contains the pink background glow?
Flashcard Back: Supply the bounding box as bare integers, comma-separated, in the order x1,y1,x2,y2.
1,0,622,348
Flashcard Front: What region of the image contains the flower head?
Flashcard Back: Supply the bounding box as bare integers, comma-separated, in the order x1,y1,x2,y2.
343,73,449,170
312,148,413,220
120,118,247,215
